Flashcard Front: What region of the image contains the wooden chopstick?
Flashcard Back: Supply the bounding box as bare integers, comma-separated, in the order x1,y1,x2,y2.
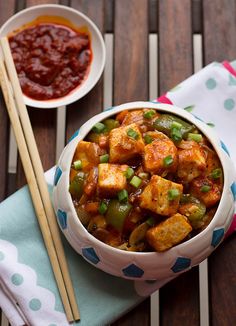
1,35,80,323
0,38,79,322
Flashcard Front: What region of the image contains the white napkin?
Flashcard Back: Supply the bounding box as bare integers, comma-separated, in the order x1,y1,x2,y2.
157,61,236,236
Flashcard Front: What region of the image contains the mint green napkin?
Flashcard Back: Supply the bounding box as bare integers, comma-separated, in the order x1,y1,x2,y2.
0,170,142,326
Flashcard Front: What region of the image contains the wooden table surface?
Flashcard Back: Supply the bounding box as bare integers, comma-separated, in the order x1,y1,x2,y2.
0,1,236,325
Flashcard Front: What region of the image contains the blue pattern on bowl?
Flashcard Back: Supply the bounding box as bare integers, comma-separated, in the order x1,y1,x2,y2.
57,209,67,229
211,228,224,247
220,140,230,156
54,166,62,186
122,264,144,278
82,247,100,265
171,257,191,273
68,129,80,143
230,182,236,200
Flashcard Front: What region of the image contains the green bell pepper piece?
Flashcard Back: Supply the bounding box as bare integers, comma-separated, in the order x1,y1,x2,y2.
180,194,206,221
106,199,132,232
153,114,195,140
69,172,85,199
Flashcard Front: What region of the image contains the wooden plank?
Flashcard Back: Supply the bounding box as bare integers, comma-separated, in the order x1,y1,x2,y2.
192,0,202,34
0,1,16,201
160,269,200,325
209,237,236,325
16,0,59,188
112,1,149,325
104,0,202,34
66,0,105,142
203,0,236,64
149,0,158,33
151,0,202,34
113,0,149,105
1,312,9,326
158,1,200,325
203,2,236,325
113,299,150,326
105,0,114,33
158,0,193,94
0,2,17,322
0,3,17,324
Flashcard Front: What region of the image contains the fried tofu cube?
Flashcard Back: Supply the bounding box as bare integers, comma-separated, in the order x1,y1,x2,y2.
177,140,206,182
140,175,183,216
98,163,128,196
190,177,222,207
144,131,178,175
74,141,102,172
146,213,192,251
109,123,145,163
121,109,145,126
203,145,222,176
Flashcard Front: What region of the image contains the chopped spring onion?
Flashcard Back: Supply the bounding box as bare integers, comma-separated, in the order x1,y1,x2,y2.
124,167,134,179
92,122,106,133
100,154,109,163
127,128,139,140
130,176,142,188
138,172,149,179
170,127,182,142
118,189,129,203
73,159,82,170
171,121,182,129
163,155,173,167
143,110,156,119
200,185,211,192
103,119,120,131
211,168,222,179
144,134,153,144
168,188,180,200
98,201,108,215
187,133,203,143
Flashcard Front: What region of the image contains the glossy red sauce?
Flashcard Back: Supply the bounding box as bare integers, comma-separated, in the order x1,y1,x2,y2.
9,23,92,100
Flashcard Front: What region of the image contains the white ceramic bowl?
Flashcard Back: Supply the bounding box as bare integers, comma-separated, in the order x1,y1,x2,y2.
53,101,235,281
0,4,106,108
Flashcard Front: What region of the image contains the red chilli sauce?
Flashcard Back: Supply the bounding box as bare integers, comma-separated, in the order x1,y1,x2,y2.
8,20,92,101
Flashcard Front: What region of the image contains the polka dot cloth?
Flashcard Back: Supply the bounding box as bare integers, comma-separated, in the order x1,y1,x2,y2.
29,298,42,311
161,61,236,167
159,60,236,238
11,273,24,286
206,78,217,89
224,98,235,111
0,251,5,261
0,239,68,325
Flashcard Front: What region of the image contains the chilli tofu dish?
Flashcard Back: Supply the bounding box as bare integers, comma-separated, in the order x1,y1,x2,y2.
69,109,223,252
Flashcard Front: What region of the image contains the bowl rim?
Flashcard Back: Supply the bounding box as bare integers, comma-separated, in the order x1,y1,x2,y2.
57,101,234,257
0,4,106,109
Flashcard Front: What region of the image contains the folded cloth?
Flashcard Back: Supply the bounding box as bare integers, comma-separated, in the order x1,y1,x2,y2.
0,61,236,326
157,61,236,236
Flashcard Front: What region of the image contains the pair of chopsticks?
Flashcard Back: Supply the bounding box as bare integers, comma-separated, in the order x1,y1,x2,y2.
0,37,80,323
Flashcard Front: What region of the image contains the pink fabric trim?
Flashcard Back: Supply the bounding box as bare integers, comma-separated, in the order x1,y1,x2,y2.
225,214,236,238
157,93,173,105
222,61,236,78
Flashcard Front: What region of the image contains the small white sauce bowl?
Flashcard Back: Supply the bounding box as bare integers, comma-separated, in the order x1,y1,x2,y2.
0,4,106,108
53,102,235,281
